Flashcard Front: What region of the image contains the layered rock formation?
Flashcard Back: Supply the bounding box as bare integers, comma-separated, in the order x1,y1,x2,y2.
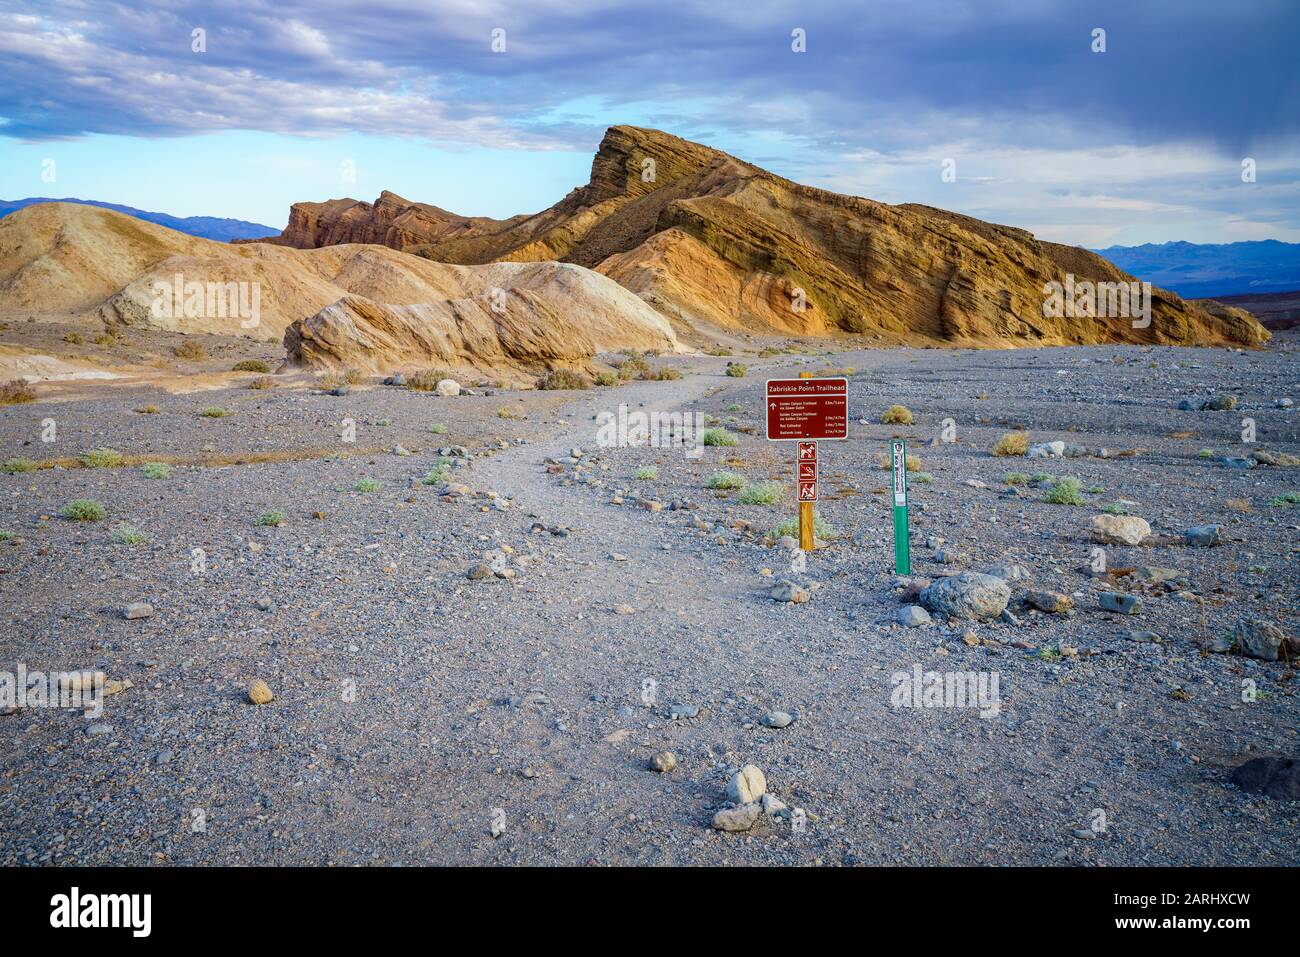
261,126,1267,348
0,203,679,370
250,190,521,250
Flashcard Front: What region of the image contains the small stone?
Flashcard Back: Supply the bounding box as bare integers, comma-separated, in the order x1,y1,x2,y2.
896,604,931,627
85,723,112,736
1230,756,1300,800
1098,592,1142,615
1185,524,1222,547
770,580,811,603
761,711,793,729
122,602,154,620
920,572,1010,620
1026,590,1074,614
1233,617,1283,661
466,563,492,581
248,680,274,705
1027,440,1066,459
712,803,762,832
1090,514,1151,546
1220,456,1254,470
761,794,789,818
255,597,273,611
727,765,767,804
392,444,411,456
650,751,677,773
435,378,460,396
1200,394,1237,411
669,704,699,720
986,563,1031,583
614,603,636,615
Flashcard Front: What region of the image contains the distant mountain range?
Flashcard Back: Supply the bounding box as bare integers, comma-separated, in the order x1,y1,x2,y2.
0,197,276,243
1092,240,1300,299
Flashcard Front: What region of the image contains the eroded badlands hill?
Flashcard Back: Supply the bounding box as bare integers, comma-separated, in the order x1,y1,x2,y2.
261,127,1268,348
0,203,678,371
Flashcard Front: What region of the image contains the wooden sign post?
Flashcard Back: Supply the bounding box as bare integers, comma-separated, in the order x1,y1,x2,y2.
766,378,847,552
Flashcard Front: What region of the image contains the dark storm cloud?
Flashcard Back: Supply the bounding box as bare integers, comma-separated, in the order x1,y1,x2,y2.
1,0,1297,156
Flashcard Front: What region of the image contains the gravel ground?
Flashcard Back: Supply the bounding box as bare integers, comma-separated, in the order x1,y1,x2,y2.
1,337,1297,865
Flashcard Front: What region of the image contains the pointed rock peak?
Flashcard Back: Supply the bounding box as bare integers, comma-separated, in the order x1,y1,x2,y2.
586,126,732,202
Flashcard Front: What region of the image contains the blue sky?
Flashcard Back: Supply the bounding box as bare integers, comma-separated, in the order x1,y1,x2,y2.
1,0,1297,245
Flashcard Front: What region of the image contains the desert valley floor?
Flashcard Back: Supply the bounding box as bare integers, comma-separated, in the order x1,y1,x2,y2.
1,337,1298,866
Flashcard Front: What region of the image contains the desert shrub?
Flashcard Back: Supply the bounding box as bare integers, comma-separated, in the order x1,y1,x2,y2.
640,366,681,381
725,403,742,413
634,465,659,480
201,407,232,418
406,368,456,391
612,354,650,378
1197,448,1215,459
63,332,85,345
725,363,748,378
1003,472,1029,485
142,462,171,480
881,405,914,425
706,347,732,356
706,470,747,490
135,404,160,414
92,333,116,346
912,471,934,483
0,531,14,542
497,407,519,419
61,499,106,521
1029,472,1052,484
247,376,274,390
594,371,620,387
1267,491,1300,506
232,359,271,373
1043,477,1085,505
1101,502,1128,515
430,423,447,435
1085,485,1105,495
991,431,1029,456
255,510,286,527
352,478,381,493
702,427,739,447
2,457,38,474
537,369,591,391
0,379,37,405
173,340,205,360
111,524,147,545
877,453,922,472
82,448,123,468
421,459,452,485
770,516,837,540
739,480,785,505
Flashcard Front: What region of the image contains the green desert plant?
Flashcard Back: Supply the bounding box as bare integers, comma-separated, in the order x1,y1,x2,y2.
142,462,171,480
702,427,739,447
1003,472,1029,485
201,407,232,418
706,470,747,490
1267,491,1300,506
634,465,659,480
135,404,160,414
739,480,785,505
594,371,620,387
61,499,106,521
110,524,147,545
352,478,381,493
725,363,748,378
82,448,123,468
1043,477,1086,505
881,404,914,425
255,510,286,527
2,457,38,474
430,423,447,434
421,459,452,485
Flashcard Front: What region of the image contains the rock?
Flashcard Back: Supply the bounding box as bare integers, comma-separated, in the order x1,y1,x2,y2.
1185,524,1222,547
924,535,944,549
896,604,932,627
650,751,677,773
466,563,492,581
255,597,274,611
1026,590,1074,614
85,723,112,736
770,580,810,604
1098,592,1142,615
435,378,461,396
727,765,767,804
986,563,1031,583
1200,394,1237,411
934,547,965,565
1220,456,1254,470
121,602,154,620
761,794,789,818
1233,617,1283,661
894,577,931,602
1229,756,1300,800
761,711,793,729
712,803,762,832
1126,630,1162,643
247,680,274,705
614,603,637,615
1027,440,1066,458
776,535,798,550
920,572,1011,620
1279,398,1294,408
1134,565,1184,586
1251,450,1300,467
1178,398,1197,410
669,704,699,720
1089,514,1151,546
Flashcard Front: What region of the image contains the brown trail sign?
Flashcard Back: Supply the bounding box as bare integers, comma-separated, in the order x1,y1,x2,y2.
766,379,846,550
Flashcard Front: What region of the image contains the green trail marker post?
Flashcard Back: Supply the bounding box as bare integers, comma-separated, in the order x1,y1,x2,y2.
890,438,910,574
